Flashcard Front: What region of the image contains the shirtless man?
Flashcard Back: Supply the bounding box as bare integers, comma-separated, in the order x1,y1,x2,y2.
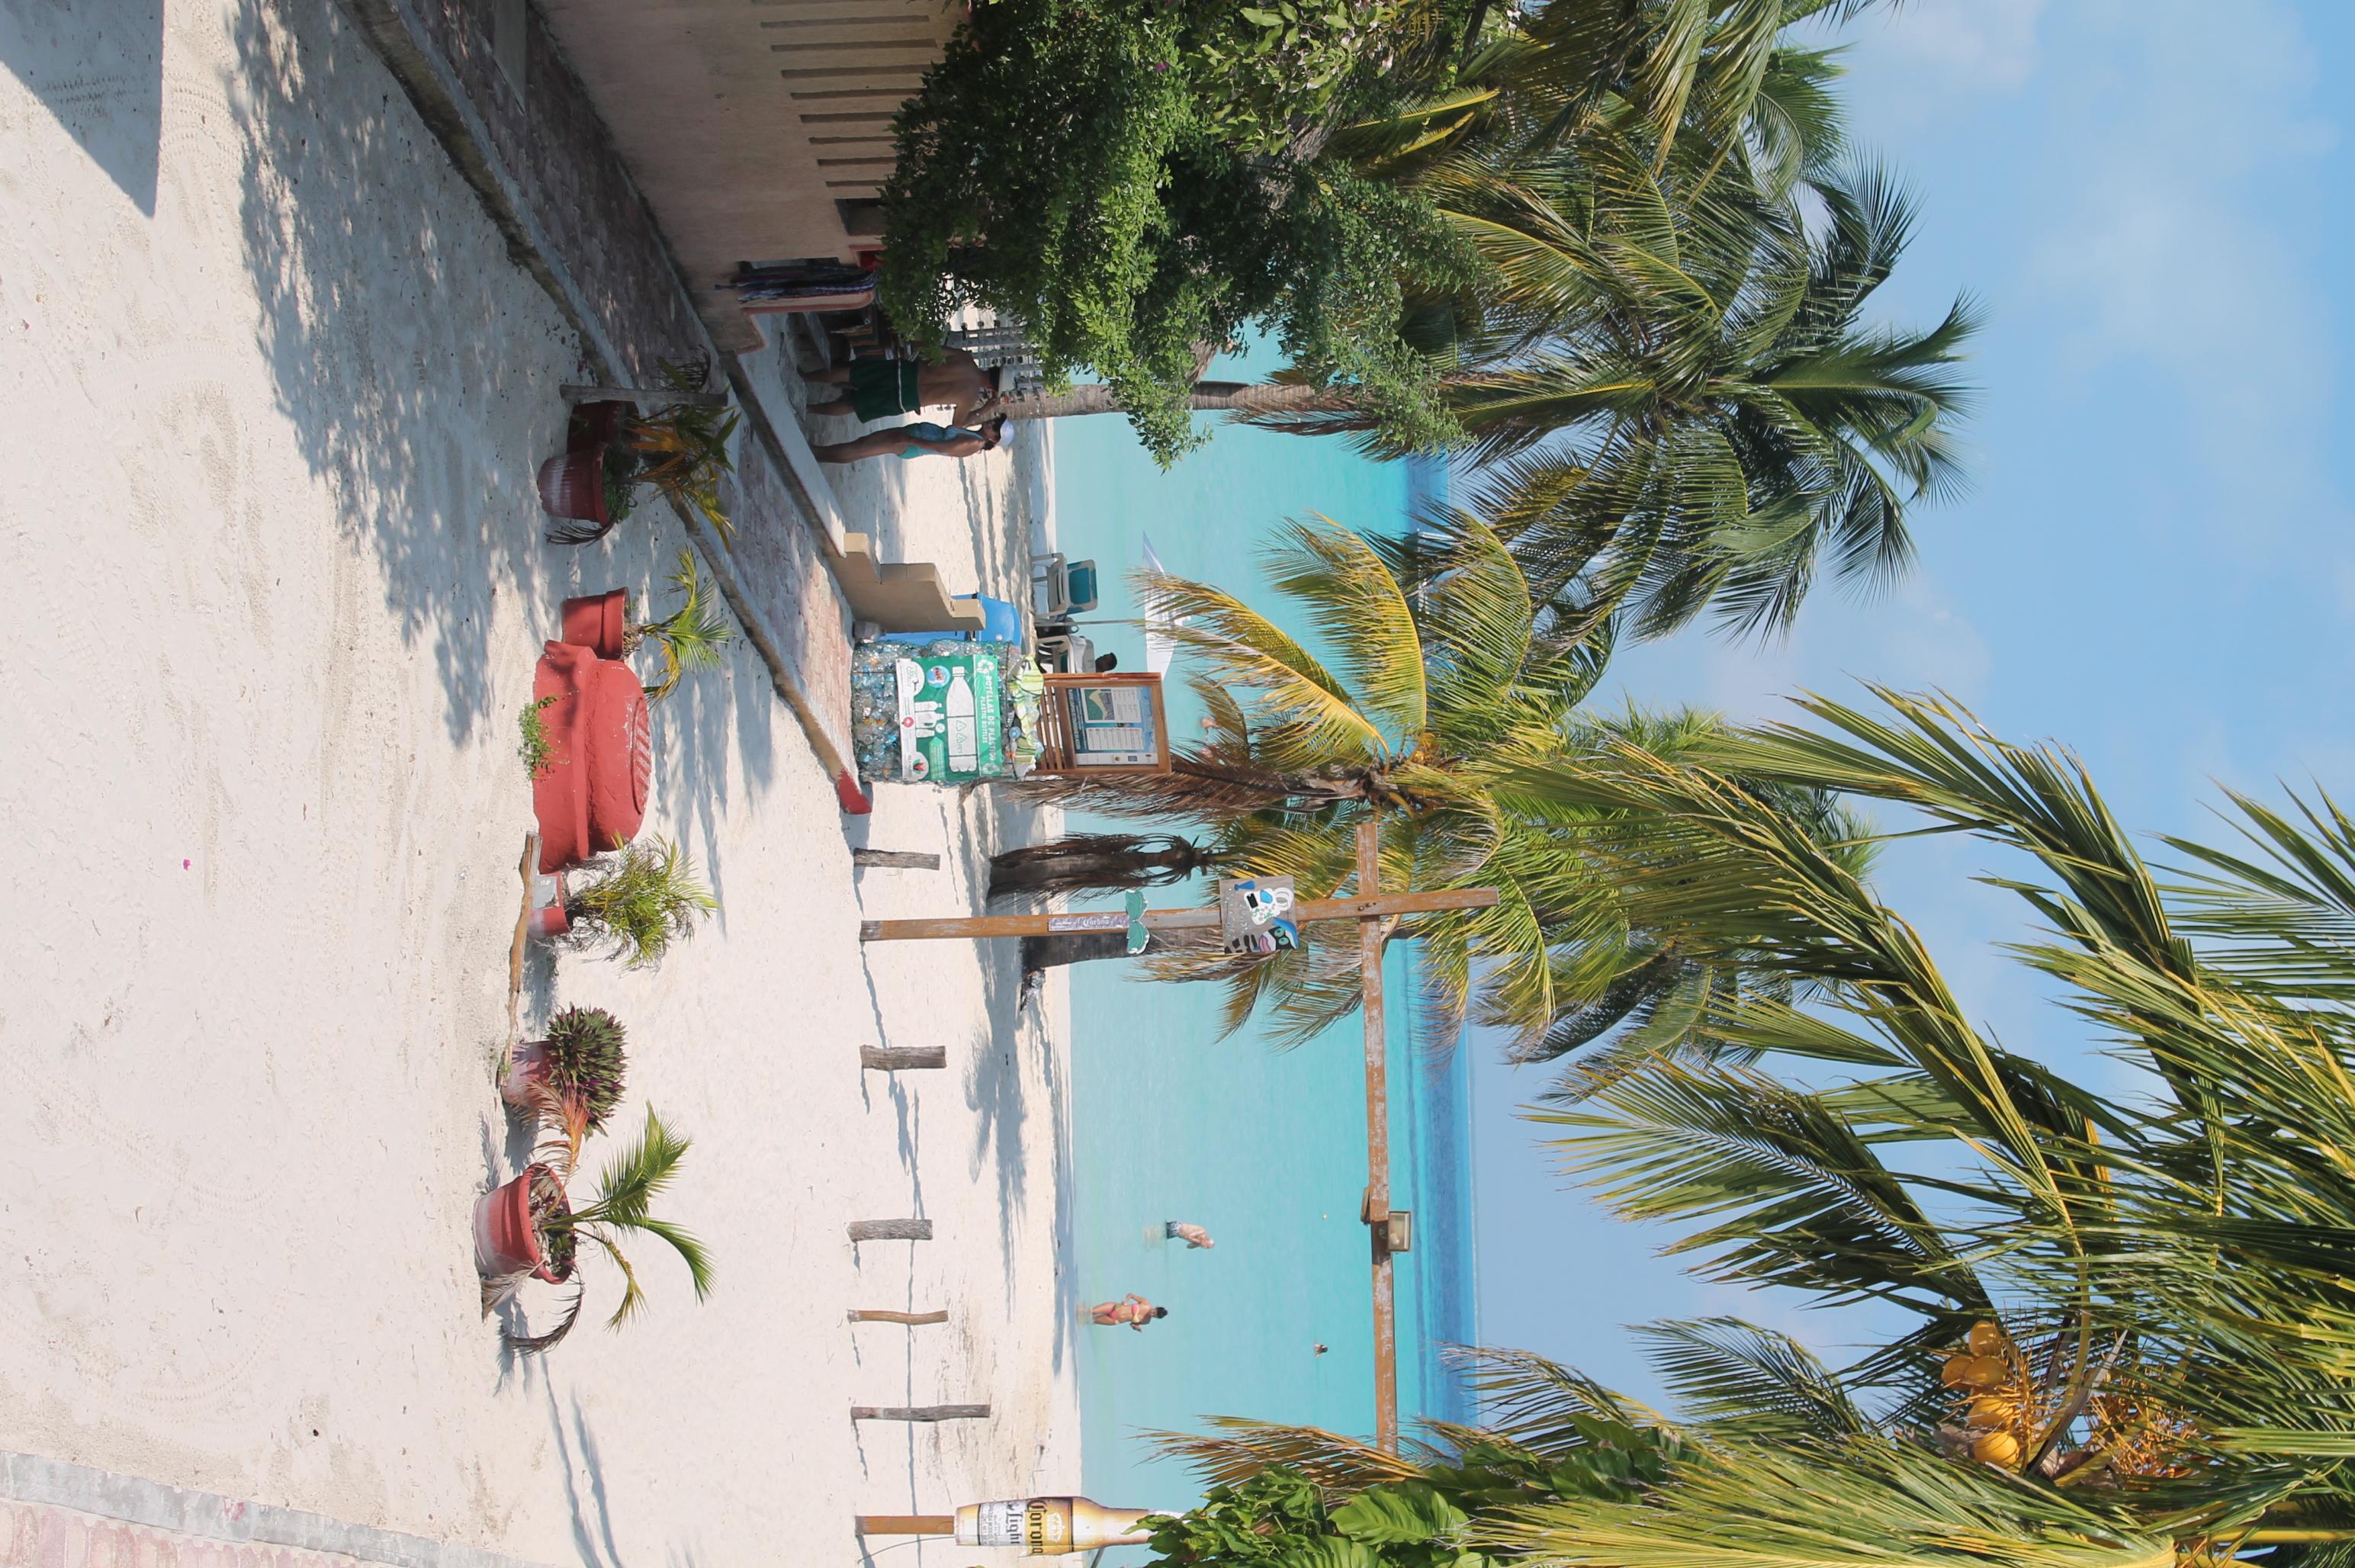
807,347,1004,426
1085,1294,1168,1331
1164,1222,1214,1248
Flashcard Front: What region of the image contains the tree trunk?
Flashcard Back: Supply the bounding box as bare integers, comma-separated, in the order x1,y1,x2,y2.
986,833,1216,901
849,1308,949,1325
1001,381,1356,421
850,1404,991,1422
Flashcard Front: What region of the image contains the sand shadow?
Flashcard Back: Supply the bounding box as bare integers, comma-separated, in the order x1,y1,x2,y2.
2,0,164,214
645,587,776,927
227,0,558,744
546,1383,628,1568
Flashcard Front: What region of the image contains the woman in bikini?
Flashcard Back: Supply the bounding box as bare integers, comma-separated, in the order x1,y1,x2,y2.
811,414,1010,465
1084,1294,1167,1331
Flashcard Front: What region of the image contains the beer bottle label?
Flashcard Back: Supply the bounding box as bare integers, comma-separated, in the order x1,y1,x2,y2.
1026,1500,1070,1553
972,1501,1026,1547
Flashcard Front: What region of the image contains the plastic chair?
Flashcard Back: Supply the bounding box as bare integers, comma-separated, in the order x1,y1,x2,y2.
1030,553,1100,618
1035,631,1094,674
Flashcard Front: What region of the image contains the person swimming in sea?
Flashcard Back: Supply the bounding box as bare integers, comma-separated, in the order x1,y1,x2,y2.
1164,1222,1213,1248
811,414,1009,465
1085,1294,1168,1331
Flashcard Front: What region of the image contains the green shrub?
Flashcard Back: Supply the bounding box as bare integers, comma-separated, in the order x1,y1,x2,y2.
517,695,560,779
567,837,718,969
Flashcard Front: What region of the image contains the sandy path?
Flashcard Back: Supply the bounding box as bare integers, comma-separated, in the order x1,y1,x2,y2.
0,2,1076,1562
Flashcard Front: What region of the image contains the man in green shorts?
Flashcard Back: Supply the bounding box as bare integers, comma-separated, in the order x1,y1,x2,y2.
806,347,1001,426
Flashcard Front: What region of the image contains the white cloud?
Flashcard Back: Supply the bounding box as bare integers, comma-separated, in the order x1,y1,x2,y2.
2025,0,2341,545
1849,0,2049,101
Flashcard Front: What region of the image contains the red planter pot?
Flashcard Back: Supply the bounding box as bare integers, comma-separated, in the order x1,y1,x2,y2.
531,641,652,873
567,400,627,451
501,1039,551,1108
538,446,610,525
474,1165,571,1283
560,589,628,660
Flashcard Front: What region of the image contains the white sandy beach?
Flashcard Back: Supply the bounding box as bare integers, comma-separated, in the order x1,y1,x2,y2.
0,2,1078,1563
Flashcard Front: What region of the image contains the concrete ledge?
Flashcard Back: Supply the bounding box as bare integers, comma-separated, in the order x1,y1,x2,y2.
840,535,990,633
331,0,872,803
0,1449,559,1568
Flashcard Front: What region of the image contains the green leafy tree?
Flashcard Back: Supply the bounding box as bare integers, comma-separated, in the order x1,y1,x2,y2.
880,0,1476,464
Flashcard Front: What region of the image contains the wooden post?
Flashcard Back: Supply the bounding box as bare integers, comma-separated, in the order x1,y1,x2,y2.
861,1046,948,1071
560,382,728,407
1358,817,1399,1454
851,1404,990,1422
847,1219,933,1242
852,849,942,869
859,887,1497,943
857,1516,956,1537
848,1309,948,1325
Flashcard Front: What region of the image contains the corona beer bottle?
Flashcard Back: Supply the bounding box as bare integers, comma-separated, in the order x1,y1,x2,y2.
954,1496,1154,1555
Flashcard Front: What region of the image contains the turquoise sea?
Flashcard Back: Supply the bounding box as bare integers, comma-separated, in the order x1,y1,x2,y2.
1049,400,1476,1522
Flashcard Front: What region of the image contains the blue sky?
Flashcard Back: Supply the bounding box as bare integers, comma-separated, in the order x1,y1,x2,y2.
1468,0,2355,1403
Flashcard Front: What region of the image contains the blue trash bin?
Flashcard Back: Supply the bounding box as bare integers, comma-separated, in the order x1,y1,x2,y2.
873,594,1024,646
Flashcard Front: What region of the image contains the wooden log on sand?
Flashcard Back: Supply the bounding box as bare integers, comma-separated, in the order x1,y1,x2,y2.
847,1218,933,1242
861,1045,947,1070
853,848,941,869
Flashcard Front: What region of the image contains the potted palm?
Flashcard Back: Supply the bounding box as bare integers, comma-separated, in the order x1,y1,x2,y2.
565,837,718,969
478,1105,714,1354
626,550,734,701
541,361,738,545
502,1005,628,1130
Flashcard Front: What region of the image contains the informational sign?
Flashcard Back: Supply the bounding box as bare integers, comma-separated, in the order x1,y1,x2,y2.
1218,876,1302,954
1037,673,1171,775
1064,683,1154,766
892,654,1004,783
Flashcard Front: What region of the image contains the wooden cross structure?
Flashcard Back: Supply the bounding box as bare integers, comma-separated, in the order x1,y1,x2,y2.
862,815,1496,1453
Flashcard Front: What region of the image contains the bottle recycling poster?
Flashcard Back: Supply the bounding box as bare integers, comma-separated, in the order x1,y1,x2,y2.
893,654,1005,783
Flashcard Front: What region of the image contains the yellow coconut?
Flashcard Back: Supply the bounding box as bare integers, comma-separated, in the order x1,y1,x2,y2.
1965,1395,2019,1429
1966,1322,2006,1358
1945,1355,2009,1391
1971,1430,2022,1467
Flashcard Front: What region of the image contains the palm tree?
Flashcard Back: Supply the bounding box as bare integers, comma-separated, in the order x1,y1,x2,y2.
1120,702,2355,1568
628,548,734,702
1144,1329,2303,1568
1006,11,1974,641
1014,514,1867,1055
1018,510,1596,1044
1494,689,2355,1474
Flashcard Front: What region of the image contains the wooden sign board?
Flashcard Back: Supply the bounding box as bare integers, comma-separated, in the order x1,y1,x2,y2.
1035,672,1171,775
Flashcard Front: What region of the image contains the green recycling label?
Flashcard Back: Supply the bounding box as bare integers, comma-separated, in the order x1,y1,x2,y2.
892,654,1004,783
